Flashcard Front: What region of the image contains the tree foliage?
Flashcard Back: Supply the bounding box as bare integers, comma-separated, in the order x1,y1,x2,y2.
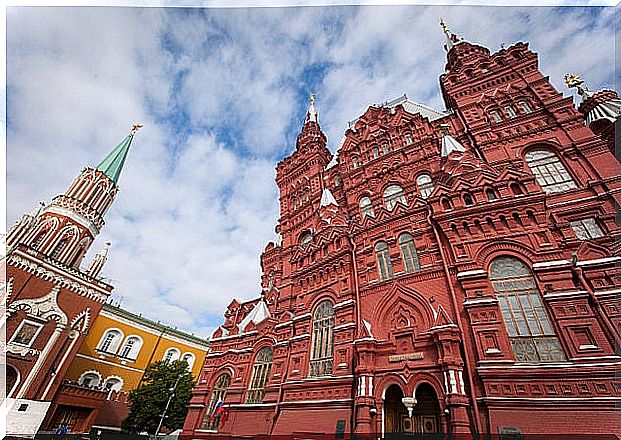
122,360,196,434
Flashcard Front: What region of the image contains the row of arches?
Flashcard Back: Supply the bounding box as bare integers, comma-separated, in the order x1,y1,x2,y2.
26,218,91,267
77,370,124,392
354,146,578,220
97,329,196,367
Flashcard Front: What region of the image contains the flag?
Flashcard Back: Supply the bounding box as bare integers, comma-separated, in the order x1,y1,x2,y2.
219,407,229,428
209,401,224,425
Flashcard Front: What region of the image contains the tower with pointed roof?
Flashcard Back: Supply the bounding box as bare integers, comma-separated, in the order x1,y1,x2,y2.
4,127,139,436
184,23,621,439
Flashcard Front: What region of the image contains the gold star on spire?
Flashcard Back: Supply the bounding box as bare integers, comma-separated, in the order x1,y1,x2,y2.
131,123,143,135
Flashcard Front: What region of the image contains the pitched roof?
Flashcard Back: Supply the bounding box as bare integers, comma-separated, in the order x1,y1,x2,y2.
320,188,338,207
237,299,270,332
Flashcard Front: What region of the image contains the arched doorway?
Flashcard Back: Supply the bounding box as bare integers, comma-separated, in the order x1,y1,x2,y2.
6,365,19,397
384,384,408,436
413,383,441,434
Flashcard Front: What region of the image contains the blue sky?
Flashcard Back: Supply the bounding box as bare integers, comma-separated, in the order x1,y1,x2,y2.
6,4,616,338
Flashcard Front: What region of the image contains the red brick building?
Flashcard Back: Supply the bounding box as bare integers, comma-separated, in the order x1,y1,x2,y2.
182,25,621,439
4,127,139,437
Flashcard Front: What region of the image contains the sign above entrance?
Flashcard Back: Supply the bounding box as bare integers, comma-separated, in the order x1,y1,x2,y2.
389,352,424,362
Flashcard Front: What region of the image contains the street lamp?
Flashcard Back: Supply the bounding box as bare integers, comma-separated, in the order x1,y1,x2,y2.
155,375,182,437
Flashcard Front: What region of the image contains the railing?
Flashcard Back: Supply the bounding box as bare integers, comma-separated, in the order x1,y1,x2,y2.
511,335,566,363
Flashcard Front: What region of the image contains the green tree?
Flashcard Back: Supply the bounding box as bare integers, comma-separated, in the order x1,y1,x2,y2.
122,360,196,435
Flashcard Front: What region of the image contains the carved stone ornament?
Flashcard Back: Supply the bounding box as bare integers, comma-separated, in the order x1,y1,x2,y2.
9,285,68,326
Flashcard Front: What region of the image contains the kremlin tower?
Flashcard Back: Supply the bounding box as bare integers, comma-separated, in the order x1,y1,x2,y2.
4,125,140,435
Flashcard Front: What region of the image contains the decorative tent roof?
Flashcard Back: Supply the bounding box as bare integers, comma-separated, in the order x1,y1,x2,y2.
237,299,270,332
565,74,621,125
440,124,467,157
96,124,142,184
320,188,338,207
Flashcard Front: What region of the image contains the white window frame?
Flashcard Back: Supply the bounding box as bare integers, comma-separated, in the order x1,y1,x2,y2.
119,335,143,360
505,105,518,119
103,376,124,392
416,174,434,199
383,185,407,211
10,320,44,348
359,197,375,218
525,149,577,193
97,328,124,354
78,370,102,387
570,218,604,240
181,352,196,369
489,110,503,123
163,347,181,363
519,100,532,113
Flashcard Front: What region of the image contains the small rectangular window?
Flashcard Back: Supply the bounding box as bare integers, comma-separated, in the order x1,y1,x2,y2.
519,100,532,113
11,321,43,347
570,218,604,240
490,110,502,123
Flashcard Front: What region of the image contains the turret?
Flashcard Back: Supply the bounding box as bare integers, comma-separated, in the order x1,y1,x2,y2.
565,73,621,152
86,241,111,278
10,125,141,268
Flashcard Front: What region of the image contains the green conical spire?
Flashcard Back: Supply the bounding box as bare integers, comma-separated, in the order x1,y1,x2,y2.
96,124,141,184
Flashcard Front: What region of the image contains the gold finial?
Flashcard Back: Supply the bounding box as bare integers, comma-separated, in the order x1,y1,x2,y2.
564,73,584,89
439,18,448,34
130,123,144,135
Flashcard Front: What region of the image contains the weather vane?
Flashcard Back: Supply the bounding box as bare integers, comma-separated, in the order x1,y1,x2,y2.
131,123,144,135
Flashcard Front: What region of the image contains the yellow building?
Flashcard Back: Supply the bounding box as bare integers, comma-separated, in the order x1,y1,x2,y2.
58,303,210,432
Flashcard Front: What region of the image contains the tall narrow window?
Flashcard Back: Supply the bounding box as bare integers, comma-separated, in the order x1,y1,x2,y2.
405,134,413,146
383,185,407,211
98,330,123,354
202,374,231,430
570,218,604,240
359,197,375,218
519,100,532,113
119,336,142,360
463,193,474,206
182,353,196,369
31,232,47,250
375,241,394,281
416,174,434,199
525,149,577,193
352,156,360,169
399,233,420,273
486,188,498,201
372,147,379,159
50,239,68,260
490,257,565,363
490,110,503,123
505,106,518,119
309,301,335,377
245,347,273,403
382,143,389,155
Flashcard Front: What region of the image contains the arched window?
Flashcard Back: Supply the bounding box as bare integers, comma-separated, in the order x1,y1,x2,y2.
463,193,474,206
202,373,231,430
309,301,335,377
103,377,123,392
525,149,577,193
299,231,313,248
441,197,452,210
509,182,523,195
79,371,101,387
352,156,360,169
119,336,142,360
416,174,434,199
489,110,503,123
383,185,407,211
359,197,375,218
182,352,196,369
519,100,532,113
31,232,47,250
163,347,181,364
246,347,273,403
399,233,420,273
6,365,19,398
50,238,68,260
505,105,517,119
490,257,565,363
486,188,498,201
382,143,389,155
372,147,379,159
98,329,123,354
375,241,394,281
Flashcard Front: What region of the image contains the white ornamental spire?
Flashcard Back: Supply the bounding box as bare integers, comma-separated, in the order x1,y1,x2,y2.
440,18,464,52
440,124,466,157
305,93,318,124
320,188,338,207
86,241,111,278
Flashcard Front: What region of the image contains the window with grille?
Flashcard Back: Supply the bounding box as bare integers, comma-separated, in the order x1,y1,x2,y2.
119,336,142,360
505,106,518,119
570,218,604,240
309,301,335,377
525,149,577,193
359,197,375,218
352,156,360,169
372,147,379,159
375,241,394,281
383,185,407,211
50,239,68,260
245,347,273,403
382,143,389,155
399,233,420,273
416,174,434,199
163,348,180,363
32,232,46,250
490,257,565,363
98,330,122,354
202,374,231,430
490,110,503,123
518,100,532,113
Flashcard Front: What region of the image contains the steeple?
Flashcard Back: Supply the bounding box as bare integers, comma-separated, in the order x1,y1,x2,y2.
305,93,318,124
96,124,142,185
440,19,464,52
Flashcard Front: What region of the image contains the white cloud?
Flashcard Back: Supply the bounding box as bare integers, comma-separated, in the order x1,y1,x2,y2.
7,5,615,338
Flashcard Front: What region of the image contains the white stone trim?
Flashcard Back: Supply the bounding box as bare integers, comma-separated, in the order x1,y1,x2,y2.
456,269,487,278
209,330,258,343
576,256,621,267
532,259,572,269
543,290,587,298
78,369,103,387
9,319,45,349
334,299,355,309
290,333,311,341
292,313,311,321
334,322,355,331
275,320,293,329
463,298,498,306
43,205,99,237
594,288,621,296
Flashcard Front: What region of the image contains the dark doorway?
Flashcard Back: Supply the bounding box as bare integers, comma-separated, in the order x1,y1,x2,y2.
384,384,408,435
413,383,441,434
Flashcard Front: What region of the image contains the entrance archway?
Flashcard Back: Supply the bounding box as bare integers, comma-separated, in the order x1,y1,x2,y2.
384,384,408,436
413,383,441,434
